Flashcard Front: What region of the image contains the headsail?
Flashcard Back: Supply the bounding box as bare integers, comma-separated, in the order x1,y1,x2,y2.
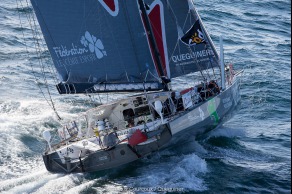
144,0,220,79
30,0,163,94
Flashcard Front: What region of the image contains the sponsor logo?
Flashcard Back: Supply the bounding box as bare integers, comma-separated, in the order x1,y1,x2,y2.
181,20,206,46
81,31,107,59
207,98,220,125
53,31,106,60
171,49,215,63
52,31,106,67
53,44,88,58
190,29,205,44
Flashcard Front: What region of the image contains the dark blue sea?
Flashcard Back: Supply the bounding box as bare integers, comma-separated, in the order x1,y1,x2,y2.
0,0,290,193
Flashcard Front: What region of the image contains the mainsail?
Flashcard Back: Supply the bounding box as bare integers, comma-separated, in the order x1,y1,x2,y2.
31,0,220,94
31,0,163,94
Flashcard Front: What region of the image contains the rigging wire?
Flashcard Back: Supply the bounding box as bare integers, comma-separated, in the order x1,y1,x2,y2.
24,0,60,86
26,0,96,113
189,3,219,80
166,0,222,83
16,0,62,120
191,1,221,80
186,8,213,81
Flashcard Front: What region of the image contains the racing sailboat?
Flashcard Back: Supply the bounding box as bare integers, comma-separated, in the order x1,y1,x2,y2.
26,0,242,173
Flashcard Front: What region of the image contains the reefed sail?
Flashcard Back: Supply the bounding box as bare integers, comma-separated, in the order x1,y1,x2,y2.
30,0,163,94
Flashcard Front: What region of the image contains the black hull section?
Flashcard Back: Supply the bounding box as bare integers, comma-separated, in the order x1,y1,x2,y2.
43,125,172,173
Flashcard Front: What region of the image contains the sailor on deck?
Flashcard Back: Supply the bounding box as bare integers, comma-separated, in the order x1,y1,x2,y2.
173,92,184,111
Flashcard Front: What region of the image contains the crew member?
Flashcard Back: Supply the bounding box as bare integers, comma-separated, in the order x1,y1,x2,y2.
173,92,184,111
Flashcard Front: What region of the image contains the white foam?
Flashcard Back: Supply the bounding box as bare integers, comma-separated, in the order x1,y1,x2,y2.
31,174,85,194
63,180,95,194
0,99,57,134
182,140,209,155
118,153,208,192
89,182,126,194
207,126,246,139
165,154,208,191
0,169,54,192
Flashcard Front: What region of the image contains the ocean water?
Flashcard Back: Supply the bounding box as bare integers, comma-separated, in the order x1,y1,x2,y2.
0,0,291,193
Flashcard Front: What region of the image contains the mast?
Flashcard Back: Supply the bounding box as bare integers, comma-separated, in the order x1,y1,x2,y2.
220,36,226,90
138,0,170,91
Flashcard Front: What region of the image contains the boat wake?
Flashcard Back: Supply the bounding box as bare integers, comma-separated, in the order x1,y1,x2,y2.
0,152,208,193
0,169,57,193
114,151,208,192
0,169,99,194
